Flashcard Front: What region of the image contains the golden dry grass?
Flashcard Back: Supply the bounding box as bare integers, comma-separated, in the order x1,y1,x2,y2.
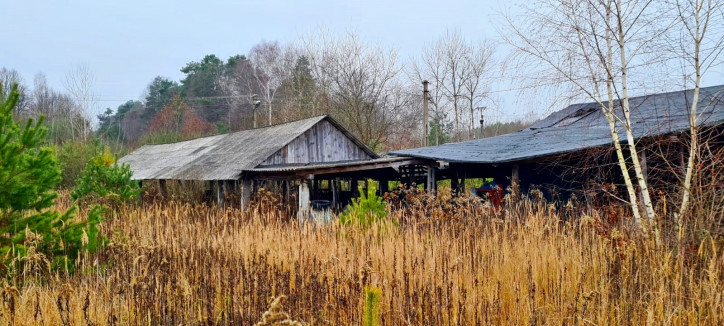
1,195,722,325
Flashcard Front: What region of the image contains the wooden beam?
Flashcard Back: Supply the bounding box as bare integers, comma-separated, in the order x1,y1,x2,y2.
251,158,428,179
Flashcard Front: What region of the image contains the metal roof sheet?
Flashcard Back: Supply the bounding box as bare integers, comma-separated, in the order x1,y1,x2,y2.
118,115,375,180
390,85,724,163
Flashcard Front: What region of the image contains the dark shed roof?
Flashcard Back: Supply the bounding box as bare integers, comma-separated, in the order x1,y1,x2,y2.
390,85,724,163
118,115,377,180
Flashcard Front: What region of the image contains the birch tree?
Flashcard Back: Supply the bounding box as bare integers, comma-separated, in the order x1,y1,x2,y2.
64,64,97,141
504,0,672,226
249,41,295,126
675,0,724,222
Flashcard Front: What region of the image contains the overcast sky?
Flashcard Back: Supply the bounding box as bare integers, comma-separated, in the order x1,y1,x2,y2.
2,1,520,119
3,0,723,124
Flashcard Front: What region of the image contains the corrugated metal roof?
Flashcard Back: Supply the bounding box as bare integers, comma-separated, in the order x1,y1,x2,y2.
118,115,375,180
390,85,724,163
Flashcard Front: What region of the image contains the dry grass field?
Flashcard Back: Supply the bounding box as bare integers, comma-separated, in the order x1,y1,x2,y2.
1,191,722,325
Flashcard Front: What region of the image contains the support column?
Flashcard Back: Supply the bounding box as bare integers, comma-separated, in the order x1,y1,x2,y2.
216,180,224,208
379,179,389,196
451,177,459,197
640,150,648,182
460,173,466,196
351,178,359,196
239,178,252,211
159,179,168,199
511,164,520,196
297,180,310,222
331,179,338,208
426,166,436,194
138,181,144,202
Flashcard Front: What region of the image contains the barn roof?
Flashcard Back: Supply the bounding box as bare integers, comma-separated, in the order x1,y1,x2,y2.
390,84,724,163
118,115,377,180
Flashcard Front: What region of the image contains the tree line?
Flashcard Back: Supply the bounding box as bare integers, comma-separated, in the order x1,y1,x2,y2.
4,30,518,154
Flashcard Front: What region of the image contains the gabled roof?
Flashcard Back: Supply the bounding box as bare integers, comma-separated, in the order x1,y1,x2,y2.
118,115,376,180
390,84,724,163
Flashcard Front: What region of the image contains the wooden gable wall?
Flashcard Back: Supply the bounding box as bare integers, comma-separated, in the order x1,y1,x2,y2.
259,119,373,166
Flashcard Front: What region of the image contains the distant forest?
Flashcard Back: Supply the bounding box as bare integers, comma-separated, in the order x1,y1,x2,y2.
2,31,534,153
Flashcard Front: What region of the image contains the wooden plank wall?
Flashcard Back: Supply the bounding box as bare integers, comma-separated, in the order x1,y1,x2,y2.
260,120,373,165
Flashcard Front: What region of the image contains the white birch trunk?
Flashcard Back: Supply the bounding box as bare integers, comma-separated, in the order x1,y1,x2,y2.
616,1,657,224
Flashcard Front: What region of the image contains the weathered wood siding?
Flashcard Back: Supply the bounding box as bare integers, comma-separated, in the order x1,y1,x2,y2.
260,120,372,165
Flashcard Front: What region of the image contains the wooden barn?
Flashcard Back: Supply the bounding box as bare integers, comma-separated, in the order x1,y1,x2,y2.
118,115,427,214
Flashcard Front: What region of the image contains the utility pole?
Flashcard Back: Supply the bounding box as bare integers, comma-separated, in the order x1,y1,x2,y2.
476,106,487,139
250,94,261,128
422,80,429,147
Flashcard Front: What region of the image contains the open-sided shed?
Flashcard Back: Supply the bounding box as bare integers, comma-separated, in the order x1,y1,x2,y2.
118,115,429,212
390,85,724,198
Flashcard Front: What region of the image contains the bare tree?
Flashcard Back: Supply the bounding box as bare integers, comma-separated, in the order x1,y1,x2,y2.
64,64,97,141
504,0,675,227
411,31,496,142
28,73,89,144
303,31,405,150
219,56,260,129
410,40,449,144
439,31,470,141
0,68,28,113
249,41,295,126
463,41,496,139
675,0,724,222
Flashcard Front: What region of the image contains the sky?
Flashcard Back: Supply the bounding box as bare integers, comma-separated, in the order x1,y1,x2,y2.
2,0,520,121
3,0,723,125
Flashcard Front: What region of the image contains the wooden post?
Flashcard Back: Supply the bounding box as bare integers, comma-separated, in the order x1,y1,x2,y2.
239,178,252,211
640,150,648,182
451,177,459,197
216,180,224,208
351,178,359,196
297,180,310,223
379,179,389,196
159,179,168,199
426,167,436,194
331,179,338,208
511,164,520,196
138,180,144,202
460,173,466,196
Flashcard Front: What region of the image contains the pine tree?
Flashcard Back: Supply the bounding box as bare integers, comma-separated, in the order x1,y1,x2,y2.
0,82,102,274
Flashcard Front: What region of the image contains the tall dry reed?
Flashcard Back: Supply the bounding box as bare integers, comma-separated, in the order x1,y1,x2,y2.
1,194,722,325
